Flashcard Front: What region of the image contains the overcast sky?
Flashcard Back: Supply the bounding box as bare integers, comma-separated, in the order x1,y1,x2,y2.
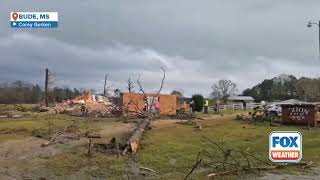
1,1,320,97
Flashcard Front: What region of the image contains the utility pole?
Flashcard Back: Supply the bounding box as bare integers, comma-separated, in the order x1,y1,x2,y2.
307,20,320,57
103,73,109,97
45,68,49,107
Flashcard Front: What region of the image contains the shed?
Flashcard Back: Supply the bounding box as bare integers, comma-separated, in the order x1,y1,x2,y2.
227,96,255,102
279,99,307,105
227,96,254,109
120,92,176,116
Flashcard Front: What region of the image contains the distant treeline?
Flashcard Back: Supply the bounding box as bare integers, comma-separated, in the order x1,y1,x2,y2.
243,74,320,102
0,81,81,104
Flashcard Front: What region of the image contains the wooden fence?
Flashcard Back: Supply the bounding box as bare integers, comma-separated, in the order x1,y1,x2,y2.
208,103,261,111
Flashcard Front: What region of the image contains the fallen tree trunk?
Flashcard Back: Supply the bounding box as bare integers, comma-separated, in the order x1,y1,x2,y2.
126,118,150,154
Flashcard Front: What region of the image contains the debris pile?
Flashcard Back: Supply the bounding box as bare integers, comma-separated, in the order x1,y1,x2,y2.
234,106,280,125
39,92,120,117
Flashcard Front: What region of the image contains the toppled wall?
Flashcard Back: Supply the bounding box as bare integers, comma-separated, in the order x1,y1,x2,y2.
121,92,176,115
72,93,95,104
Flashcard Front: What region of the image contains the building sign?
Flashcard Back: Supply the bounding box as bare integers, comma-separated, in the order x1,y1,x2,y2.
10,12,58,28
282,104,316,127
288,107,310,121
269,131,302,163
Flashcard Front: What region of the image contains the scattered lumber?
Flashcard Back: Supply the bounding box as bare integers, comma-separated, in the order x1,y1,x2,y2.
139,167,157,173
208,170,237,177
302,161,314,169
86,133,102,138
87,138,94,156
185,152,202,180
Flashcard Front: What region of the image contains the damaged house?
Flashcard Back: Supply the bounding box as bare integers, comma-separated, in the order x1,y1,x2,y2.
120,92,177,116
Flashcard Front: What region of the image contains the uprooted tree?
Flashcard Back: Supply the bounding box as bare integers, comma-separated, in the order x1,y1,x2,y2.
94,67,167,155
123,67,166,153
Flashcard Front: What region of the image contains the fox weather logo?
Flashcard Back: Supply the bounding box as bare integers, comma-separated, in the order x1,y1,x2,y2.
269,131,302,163
10,12,58,28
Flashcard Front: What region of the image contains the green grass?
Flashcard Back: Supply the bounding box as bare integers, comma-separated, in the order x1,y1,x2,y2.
1,112,320,179
0,114,119,130
137,113,320,179
0,104,37,112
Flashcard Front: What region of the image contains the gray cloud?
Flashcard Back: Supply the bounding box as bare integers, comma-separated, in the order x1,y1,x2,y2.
1,1,320,97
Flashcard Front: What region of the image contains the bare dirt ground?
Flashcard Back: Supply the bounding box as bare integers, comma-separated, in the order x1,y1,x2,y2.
0,123,135,161
0,120,135,180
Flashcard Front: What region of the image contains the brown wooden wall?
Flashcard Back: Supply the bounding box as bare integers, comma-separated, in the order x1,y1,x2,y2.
121,93,176,115
282,104,316,127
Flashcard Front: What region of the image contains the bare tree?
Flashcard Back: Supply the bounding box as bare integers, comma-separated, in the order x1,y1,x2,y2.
45,68,49,107
211,80,237,102
137,67,166,112
127,77,135,93
171,89,183,97
103,73,109,97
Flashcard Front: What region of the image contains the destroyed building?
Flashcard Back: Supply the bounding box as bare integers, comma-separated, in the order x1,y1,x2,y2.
120,92,177,116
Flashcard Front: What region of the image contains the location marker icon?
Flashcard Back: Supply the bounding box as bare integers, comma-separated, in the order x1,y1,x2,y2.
12,12,18,21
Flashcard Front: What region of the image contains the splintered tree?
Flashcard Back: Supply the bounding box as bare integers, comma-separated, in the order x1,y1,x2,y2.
103,73,109,97
124,67,166,154
137,67,166,113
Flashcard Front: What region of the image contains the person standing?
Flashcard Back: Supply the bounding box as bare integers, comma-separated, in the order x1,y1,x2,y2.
190,100,195,114
155,100,160,116
204,100,209,114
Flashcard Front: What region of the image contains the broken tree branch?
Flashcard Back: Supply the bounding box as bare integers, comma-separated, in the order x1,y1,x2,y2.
184,152,202,180
136,67,166,112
